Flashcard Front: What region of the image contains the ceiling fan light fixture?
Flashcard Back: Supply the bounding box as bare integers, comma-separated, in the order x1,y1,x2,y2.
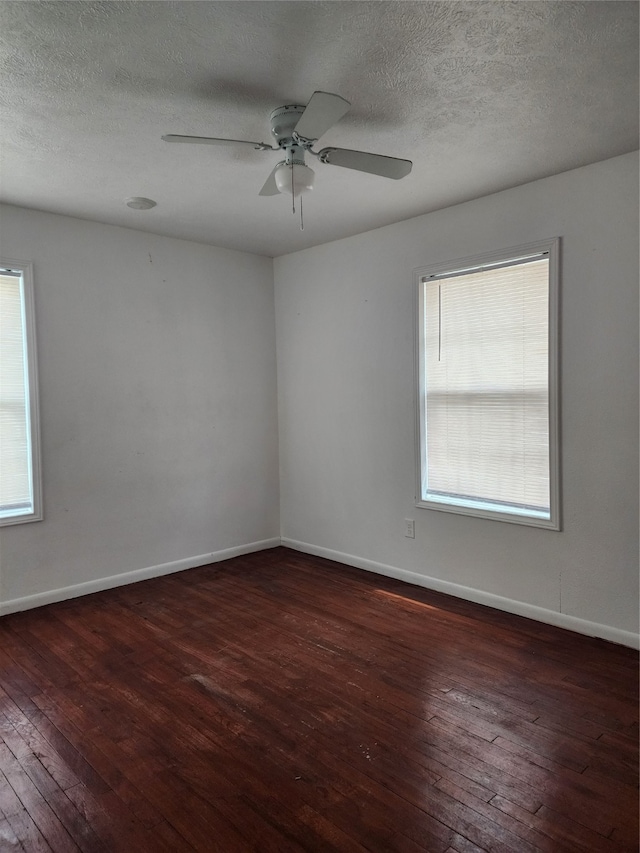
274,162,315,197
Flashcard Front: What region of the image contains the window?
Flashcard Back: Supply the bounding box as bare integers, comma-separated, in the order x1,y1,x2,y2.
0,260,42,525
415,239,560,529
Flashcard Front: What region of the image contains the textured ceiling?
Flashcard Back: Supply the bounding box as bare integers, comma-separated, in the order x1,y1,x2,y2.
0,1,638,257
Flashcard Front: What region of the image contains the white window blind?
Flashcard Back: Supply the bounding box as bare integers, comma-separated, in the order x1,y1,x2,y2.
416,240,559,528
0,263,42,524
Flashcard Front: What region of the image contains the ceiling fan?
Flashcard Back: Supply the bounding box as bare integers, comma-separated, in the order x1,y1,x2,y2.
162,91,412,200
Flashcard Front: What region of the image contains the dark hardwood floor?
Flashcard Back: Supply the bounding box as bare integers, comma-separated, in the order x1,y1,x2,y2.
0,547,637,852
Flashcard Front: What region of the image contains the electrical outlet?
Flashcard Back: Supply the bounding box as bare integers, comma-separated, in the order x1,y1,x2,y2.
404,518,415,538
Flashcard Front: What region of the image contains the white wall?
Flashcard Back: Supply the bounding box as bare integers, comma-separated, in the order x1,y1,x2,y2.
0,205,280,609
275,152,639,645
1,155,638,646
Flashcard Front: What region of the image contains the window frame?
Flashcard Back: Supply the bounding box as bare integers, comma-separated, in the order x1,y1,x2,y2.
0,258,43,526
414,238,561,530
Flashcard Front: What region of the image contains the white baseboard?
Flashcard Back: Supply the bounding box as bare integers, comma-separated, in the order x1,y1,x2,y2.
281,538,639,650
4,535,637,650
0,538,281,616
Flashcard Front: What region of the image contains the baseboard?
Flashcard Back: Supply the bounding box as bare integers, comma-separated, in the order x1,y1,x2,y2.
0,537,281,616
5,535,637,650
281,538,639,650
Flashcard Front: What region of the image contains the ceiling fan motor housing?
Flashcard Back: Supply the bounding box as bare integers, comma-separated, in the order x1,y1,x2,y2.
270,105,306,147
270,104,310,179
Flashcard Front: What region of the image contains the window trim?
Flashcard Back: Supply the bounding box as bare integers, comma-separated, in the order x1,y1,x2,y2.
0,258,43,526
413,238,561,530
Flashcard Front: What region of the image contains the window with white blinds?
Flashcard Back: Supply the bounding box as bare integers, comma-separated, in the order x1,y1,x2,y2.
415,239,560,528
0,261,42,525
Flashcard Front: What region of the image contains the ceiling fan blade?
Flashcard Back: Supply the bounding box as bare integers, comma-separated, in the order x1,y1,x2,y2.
258,165,280,196
318,147,412,180
162,134,273,150
293,91,350,141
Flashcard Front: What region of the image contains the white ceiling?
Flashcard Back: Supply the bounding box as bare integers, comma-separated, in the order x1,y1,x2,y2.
0,1,638,257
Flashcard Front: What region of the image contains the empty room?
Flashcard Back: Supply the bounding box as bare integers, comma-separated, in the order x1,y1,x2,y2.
0,2,638,851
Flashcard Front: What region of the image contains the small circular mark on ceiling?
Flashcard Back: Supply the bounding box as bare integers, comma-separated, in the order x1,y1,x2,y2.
126,197,156,210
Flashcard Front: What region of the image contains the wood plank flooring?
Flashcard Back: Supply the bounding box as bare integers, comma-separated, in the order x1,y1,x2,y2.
0,547,637,852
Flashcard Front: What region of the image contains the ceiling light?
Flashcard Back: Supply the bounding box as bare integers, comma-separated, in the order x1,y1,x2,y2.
274,162,315,197
126,197,157,210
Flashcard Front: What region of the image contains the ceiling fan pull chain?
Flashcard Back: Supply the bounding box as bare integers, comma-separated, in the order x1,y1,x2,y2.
291,164,296,215
300,194,304,231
